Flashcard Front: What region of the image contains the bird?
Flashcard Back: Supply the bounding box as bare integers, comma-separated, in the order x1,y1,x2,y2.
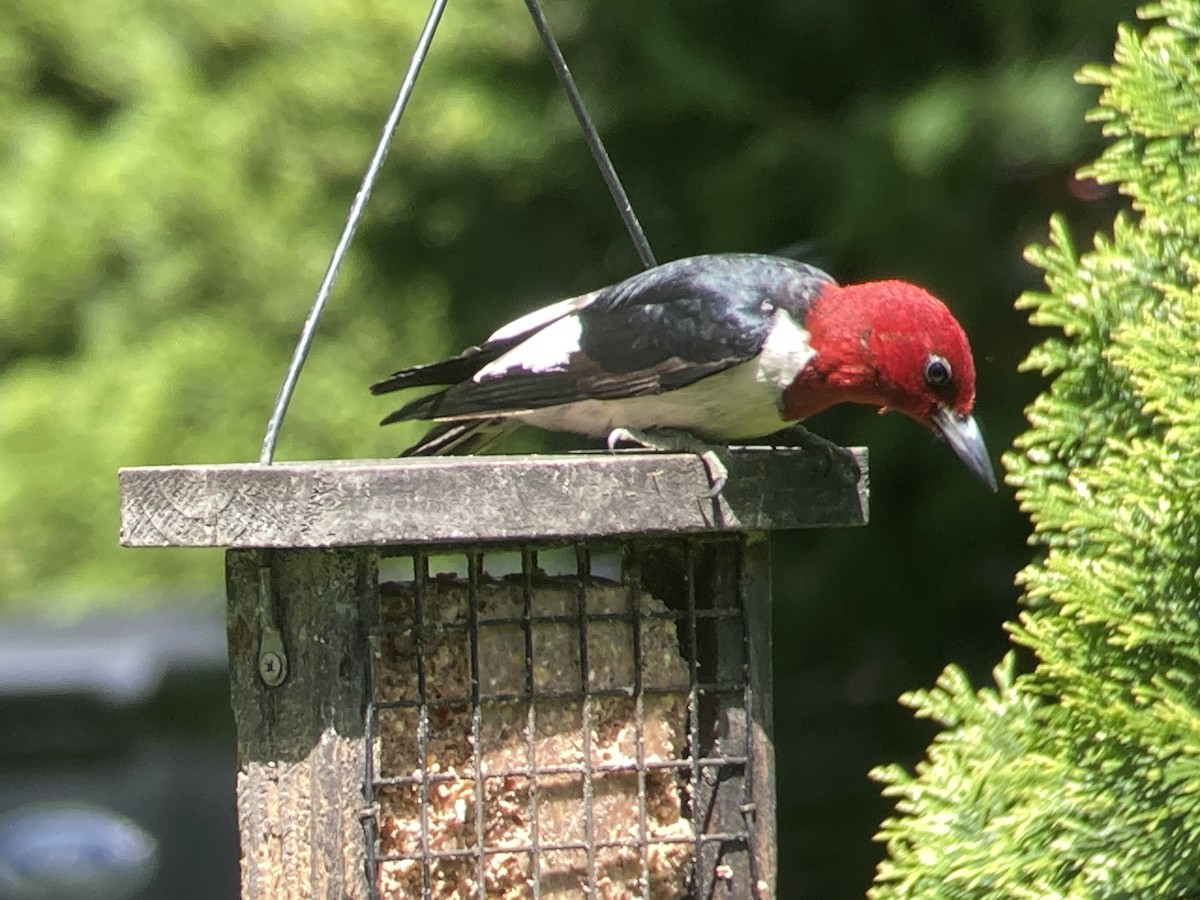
371,253,997,493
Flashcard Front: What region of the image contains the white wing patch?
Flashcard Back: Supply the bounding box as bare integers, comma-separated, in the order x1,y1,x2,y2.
474,314,583,381
755,310,815,389
486,290,600,343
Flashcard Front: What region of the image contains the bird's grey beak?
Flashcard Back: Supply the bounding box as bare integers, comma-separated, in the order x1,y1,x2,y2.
932,407,997,492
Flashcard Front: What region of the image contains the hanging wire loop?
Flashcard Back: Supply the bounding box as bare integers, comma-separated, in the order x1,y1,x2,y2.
260,0,657,464
258,0,450,465
522,0,657,270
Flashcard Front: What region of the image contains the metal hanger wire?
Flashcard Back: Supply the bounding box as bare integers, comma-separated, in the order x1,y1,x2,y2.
260,0,655,465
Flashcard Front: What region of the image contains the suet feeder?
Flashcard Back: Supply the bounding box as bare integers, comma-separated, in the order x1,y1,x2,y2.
120,452,866,898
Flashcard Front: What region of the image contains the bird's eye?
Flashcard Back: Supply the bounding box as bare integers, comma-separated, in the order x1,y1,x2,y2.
924,355,952,388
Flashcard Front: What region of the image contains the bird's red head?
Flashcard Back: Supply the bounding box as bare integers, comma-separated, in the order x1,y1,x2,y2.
784,279,996,490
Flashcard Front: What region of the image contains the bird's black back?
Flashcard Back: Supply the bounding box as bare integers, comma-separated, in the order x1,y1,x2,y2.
378,253,836,424
581,253,834,374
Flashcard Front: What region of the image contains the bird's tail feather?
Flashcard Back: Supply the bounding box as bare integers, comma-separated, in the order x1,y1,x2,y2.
370,339,519,396
380,388,448,426
402,418,516,456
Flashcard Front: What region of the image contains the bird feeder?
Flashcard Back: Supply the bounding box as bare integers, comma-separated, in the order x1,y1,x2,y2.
119,449,867,898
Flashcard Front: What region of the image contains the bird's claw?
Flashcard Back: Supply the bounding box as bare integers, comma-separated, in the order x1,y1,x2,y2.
606,427,636,452
698,449,728,498
606,427,729,499
768,424,847,478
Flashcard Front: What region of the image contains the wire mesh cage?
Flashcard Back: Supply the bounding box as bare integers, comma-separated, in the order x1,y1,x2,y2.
363,536,769,899
119,452,867,899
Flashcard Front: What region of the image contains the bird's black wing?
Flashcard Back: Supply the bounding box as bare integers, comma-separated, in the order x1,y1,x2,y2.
371,290,602,397
370,339,522,396
392,254,834,422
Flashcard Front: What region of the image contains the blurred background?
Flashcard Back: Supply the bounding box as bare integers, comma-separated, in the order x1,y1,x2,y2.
0,0,1136,895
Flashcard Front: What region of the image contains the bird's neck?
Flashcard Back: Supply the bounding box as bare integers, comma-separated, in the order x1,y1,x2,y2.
780,281,903,420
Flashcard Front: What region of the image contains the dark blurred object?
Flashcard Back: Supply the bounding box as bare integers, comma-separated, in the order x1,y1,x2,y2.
0,609,238,900
0,804,156,900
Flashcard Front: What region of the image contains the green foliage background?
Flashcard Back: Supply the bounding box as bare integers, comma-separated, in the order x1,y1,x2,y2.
873,2,1200,895
0,0,1141,892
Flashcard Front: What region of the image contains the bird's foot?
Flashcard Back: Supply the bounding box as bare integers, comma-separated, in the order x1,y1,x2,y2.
766,424,849,478
606,427,729,498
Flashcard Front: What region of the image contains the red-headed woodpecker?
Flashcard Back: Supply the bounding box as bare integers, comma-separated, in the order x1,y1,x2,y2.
372,253,996,491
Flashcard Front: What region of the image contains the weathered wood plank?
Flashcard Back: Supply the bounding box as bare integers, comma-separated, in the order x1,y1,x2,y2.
227,549,373,899
697,537,755,899
637,537,776,899
120,448,868,548
742,533,777,898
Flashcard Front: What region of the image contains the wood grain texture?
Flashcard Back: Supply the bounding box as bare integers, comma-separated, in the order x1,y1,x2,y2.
696,538,756,899
237,732,367,900
742,534,777,898
120,447,868,548
227,549,374,899
638,537,775,899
